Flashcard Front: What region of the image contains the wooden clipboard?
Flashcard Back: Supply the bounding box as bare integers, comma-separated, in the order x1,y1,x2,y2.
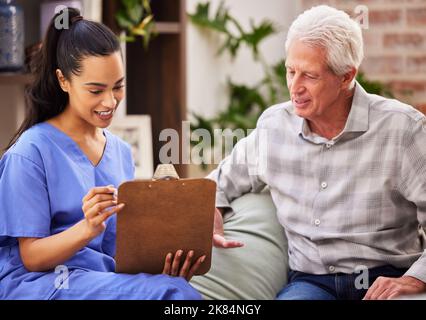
115,178,216,275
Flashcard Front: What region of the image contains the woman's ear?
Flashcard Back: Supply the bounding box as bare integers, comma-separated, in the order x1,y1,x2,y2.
56,69,69,92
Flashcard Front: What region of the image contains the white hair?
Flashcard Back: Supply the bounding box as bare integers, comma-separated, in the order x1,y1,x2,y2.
285,5,364,87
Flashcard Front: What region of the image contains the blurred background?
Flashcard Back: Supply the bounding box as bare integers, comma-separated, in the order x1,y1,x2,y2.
0,0,425,178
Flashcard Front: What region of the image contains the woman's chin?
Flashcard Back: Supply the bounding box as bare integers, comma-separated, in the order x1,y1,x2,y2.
91,114,114,128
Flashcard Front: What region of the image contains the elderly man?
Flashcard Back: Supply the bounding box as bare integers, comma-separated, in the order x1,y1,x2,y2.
208,5,426,300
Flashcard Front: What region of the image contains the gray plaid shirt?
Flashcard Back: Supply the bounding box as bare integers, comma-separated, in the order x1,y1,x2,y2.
208,82,426,282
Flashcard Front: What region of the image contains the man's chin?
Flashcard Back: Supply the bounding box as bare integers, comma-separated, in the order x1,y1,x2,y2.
294,108,311,119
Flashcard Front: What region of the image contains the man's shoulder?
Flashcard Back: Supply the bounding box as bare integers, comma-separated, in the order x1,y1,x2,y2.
369,94,425,124
257,101,293,125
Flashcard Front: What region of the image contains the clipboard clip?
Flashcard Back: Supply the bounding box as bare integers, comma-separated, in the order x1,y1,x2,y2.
152,164,180,181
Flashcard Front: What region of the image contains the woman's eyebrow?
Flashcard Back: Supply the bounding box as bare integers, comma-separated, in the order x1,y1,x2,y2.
84,77,125,87
84,82,107,87
116,77,125,84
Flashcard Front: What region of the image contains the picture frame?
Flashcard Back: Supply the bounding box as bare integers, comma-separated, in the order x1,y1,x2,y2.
108,115,154,179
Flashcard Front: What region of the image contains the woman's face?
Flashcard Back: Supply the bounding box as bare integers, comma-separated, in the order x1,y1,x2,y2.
58,52,125,129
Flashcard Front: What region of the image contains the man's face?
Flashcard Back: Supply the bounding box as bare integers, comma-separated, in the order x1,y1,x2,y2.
285,40,346,122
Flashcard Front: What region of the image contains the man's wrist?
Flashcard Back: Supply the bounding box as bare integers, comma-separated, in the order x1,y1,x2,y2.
402,276,426,291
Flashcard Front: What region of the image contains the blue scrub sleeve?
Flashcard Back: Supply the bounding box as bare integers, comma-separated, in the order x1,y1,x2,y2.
0,153,51,246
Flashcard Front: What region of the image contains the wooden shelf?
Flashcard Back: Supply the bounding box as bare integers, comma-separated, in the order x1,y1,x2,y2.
102,0,188,177
155,22,181,34
0,73,33,86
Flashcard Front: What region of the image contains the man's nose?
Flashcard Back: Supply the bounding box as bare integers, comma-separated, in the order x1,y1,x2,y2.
289,75,305,95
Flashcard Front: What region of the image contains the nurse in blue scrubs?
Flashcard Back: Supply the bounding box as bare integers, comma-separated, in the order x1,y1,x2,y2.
0,8,204,300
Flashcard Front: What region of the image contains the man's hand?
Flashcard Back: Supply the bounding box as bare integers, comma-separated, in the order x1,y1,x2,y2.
213,208,244,248
363,275,426,300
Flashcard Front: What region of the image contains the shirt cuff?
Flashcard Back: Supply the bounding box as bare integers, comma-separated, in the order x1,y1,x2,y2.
404,253,426,283
215,190,231,208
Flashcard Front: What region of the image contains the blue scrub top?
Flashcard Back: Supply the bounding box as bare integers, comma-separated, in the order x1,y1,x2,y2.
0,122,135,297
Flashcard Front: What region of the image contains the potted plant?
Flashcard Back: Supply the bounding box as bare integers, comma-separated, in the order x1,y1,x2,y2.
115,0,156,49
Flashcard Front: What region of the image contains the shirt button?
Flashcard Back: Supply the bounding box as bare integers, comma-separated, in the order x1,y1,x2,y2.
329,266,335,272
321,182,328,189
314,219,321,226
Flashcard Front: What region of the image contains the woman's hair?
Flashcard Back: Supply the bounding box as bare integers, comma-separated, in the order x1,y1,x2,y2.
5,7,121,150
285,5,364,87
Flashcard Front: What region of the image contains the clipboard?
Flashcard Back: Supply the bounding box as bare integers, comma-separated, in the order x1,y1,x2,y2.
115,171,216,275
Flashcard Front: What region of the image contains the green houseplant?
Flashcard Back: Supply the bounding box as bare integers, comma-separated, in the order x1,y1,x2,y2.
115,0,156,49
188,2,287,144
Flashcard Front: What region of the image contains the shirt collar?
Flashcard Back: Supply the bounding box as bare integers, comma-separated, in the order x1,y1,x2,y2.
342,81,370,133
291,81,370,140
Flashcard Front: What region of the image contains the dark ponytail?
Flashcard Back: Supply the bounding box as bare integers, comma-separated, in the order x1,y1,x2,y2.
5,7,121,150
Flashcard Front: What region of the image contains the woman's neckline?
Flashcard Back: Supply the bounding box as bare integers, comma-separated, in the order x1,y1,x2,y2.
42,121,109,168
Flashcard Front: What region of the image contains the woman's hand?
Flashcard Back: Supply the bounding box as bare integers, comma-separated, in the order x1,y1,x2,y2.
18,184,124,272
81,185,125,240
162,250,206,281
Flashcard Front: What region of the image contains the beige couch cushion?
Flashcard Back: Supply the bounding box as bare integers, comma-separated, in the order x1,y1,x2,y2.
190,191,288,299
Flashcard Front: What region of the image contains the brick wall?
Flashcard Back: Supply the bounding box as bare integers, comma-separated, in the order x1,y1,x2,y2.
300,0,426,113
